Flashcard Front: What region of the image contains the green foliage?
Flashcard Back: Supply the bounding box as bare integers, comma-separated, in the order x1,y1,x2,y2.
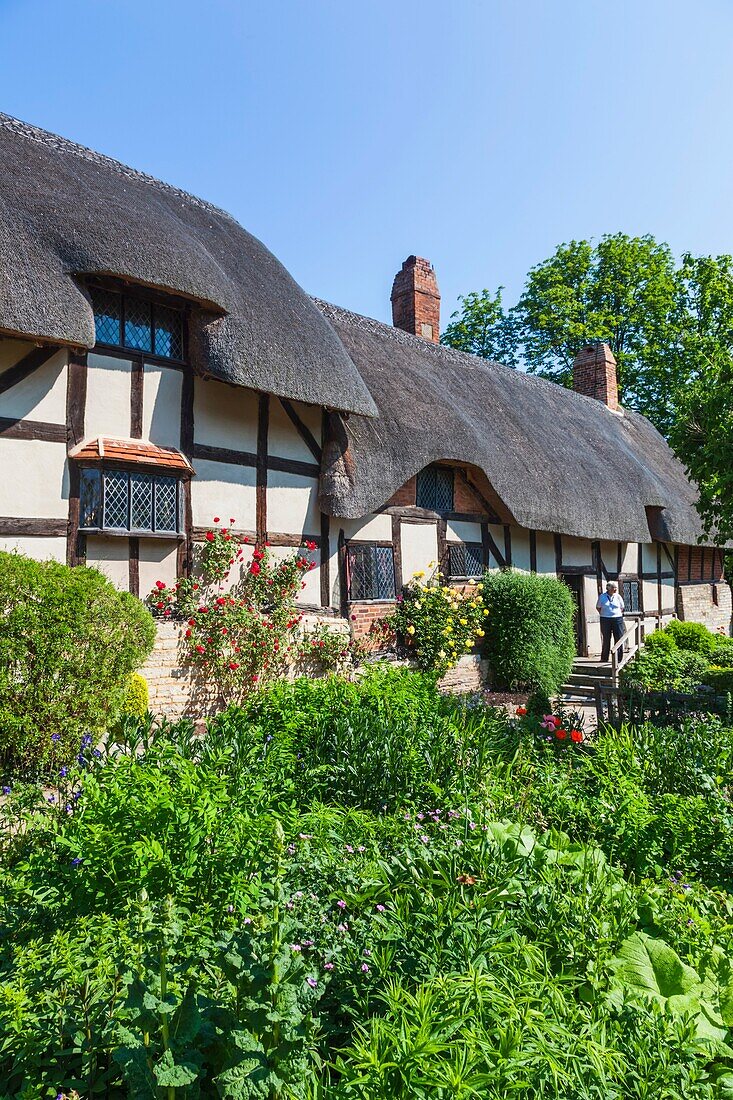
622,620,729,694
0,551,155,772
121,671,150,718
480,568,575,696
6,672,733,1095
704,667,733,695
388,569,486,674
666,619,719,658
439,287,517,364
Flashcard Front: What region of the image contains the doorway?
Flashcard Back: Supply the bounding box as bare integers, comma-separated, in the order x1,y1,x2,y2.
561,575,586,656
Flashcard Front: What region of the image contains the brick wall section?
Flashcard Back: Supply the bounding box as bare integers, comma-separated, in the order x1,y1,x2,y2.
391,256,441,342
678,546,725,583
387,476,416,508
677,581,732,635
572,343,619,410
454,475,484,513
348,601,395,641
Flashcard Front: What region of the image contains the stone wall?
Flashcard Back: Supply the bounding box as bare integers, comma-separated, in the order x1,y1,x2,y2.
677,581,733,635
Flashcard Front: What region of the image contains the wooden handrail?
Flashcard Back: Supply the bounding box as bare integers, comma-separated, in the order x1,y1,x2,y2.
610,617,644,686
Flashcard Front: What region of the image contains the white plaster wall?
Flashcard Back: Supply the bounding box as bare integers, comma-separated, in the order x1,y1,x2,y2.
511,529,531,572
561,536,593,568
194,378,258,452
139,539,179,594
268,399,321,463
621,542,639,574
340,513,392,541
86,353,132,440
191,459,257,530
446,519,482,543
584,575,602,655
266,473,320,536
660,574,675,612
0,439,68,518
599,541,618,573
143,366,182,448
86,535,129,591
643,579,660,613
0,536,66,562
0,347,67,423
268,544,322,606
535,532,556,575
641,543,658,572
401,522,439,581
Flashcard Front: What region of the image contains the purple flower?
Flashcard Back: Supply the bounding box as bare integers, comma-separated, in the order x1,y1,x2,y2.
306,977,318,988
361,963,370,972
337,899,347,909
47,795,55,804
51,733,61,743
59,767,67,778
2,786,10,795
71,857,82,866
376,904,386,912
324,961,334,970
291,944,302,952
227,905,235,913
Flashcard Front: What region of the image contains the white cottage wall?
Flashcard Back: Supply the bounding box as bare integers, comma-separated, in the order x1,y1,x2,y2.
85,353,133,439
143,366,182,448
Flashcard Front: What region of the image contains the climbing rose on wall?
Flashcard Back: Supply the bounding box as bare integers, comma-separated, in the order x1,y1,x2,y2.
389,564,486,676
146,518,354,699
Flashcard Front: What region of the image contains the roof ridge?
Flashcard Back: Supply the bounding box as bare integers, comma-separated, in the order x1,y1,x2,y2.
0,112,236,223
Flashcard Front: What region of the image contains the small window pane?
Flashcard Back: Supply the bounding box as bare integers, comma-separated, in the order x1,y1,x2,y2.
449,542,483,578
91,288,121,346
155,477,178,532
622,579,640,612
348,544,395,601
416,466,454,512
79,468,101,528
154,304,183,360
103,470,129,529
124,296,152,352
130,473,153,530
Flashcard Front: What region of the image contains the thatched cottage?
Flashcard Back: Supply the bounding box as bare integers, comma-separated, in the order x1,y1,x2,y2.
0,113,728,678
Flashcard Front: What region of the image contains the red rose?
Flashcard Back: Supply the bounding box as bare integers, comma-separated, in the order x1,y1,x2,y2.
570,729,583,743
251,674,259,683
216,597,226,606
516,706,527,716
188,618,196,627
185,629,192,638
250,561,261,575
155,580,166,590
205,531,215,542
214,516,220,523
192,583,199,591
228,661,239,670
230,518,235,524
553,717,562,727
196,645,205,654
556,729,567,740
156,601,164,609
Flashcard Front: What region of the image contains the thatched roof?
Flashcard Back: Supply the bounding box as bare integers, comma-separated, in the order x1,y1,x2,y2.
0,114,376,417
316,300,711,547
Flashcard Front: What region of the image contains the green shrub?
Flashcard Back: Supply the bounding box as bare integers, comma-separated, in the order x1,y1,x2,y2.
621,642,708,694
480,569,575,697
644,629,678,655
711,635,733,667
121,671,149,717
665,619,718,658
0,553,155,771
703,667,733,695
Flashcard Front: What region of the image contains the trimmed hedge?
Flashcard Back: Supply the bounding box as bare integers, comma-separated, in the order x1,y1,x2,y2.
0,552,155,771
122,672,150,718
480,569,575,698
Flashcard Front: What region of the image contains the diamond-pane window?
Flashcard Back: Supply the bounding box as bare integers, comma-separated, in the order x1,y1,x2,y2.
348,544,395,601
416,466,454,512
91,288,122,346
155,477,178,532
130,474,153,530
124,297,152,352
448,542,483,578
79,468,102,528
154,305,183,360
103,470,129,529
622,579,641,613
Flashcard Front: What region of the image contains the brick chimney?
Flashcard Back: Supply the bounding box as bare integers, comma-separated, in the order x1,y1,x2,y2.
572,341,619,411
391,256,440,342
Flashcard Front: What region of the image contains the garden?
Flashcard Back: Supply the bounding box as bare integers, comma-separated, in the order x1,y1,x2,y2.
3,549,733,1097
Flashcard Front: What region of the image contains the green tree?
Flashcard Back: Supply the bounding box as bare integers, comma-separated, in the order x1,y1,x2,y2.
440,288,517,364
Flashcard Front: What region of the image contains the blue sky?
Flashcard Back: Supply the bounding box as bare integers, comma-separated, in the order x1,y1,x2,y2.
2,0,733,326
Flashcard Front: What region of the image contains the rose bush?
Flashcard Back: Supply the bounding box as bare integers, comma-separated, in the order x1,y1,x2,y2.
389,565,486,675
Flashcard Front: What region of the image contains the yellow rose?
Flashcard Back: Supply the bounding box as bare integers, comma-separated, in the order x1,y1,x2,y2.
438,649,446,658
460,618,467,625
406,625,415,635
476,628,485,638
413,570,425,579
465,641,473,649
414,601,422,610
445,623,452,633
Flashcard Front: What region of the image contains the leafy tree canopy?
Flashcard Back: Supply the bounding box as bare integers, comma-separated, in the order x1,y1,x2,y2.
441,235,733,542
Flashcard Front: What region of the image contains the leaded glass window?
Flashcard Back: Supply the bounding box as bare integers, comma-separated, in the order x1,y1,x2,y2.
347,544,396,601
78,467,184,535
448,542,483,579
622,579,641,613
90,286,184,362
416,466,454,512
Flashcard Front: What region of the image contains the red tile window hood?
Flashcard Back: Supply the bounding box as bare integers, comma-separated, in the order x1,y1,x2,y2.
69,437,193,474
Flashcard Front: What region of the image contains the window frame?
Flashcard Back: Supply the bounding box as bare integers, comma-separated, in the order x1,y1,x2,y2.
346,541,396,602
447,541,484,580
620,575,643,615
78,464,186,539
415,465,455,513
89,283,187,366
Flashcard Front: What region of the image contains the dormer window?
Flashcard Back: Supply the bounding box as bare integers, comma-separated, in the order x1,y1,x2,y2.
90,286,184,361
416,465,454,513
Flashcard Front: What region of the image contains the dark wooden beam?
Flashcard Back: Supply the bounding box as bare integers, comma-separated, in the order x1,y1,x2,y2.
191,441,319,480
480,522,490,569
391,514,403,593
320,512,330,608
66,462,82,566
338,527,348,616
617,542,623,577
268,454,320,478
0,417,67,443
256,394,269,543
129,537,140,598
179,368,194,577
0,345,59,397
554,532,563,575
130,360,144,439
0,517,67,536
437,516,448,577
483,525,506,569
529,530,537,573
279,398,322,462
380,504,492,523
454,468,502,523
66,351,87,450
503,524,512,567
